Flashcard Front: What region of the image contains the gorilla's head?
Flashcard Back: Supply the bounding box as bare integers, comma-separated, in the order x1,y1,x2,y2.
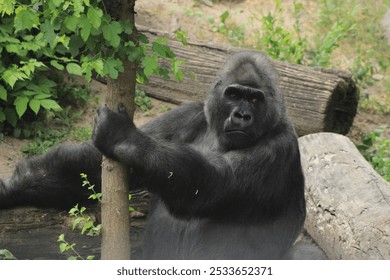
205,52,287,150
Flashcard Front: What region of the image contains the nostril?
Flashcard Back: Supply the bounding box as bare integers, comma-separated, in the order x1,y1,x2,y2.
243,114,252,121
232,111,253,122
233,111,243,119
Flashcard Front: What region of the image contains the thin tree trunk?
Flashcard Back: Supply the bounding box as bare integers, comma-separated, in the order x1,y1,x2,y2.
101,0,137,260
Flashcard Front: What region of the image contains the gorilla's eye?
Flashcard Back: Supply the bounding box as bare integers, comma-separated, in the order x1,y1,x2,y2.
251,98,259,103
227,92,238,99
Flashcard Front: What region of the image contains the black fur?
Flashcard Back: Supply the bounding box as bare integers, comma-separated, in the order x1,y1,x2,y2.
0,51,306,259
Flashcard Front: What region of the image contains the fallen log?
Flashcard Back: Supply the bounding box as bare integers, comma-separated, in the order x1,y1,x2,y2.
299,133,390,259
137,28,358,136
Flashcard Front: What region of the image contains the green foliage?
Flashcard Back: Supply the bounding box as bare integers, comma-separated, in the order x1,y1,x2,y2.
135,88,152,112
350,47,375,87
253,0,307,64
0,249,17,260
22,128,68,156
81,172,102,201
58,233,94,260
357,127,390,182
20,79,91,156
68,203,102,236
210,11,245,46
57,173,102,260
0,0,184,133
309,21,355,68
58,173,135,259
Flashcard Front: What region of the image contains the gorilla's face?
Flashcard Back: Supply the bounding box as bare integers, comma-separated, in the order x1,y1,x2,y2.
221,84,266,150
205,81,269,151
205,55,284,151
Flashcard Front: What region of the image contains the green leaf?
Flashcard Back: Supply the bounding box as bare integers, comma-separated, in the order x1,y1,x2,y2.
57,234,65,242
40,99,61,111
152,41,175,59
5,108,17,127
56,34,70,49
59,243,67,253
5,44,21,54
64,15,80,32
220,11,230,23
52,0,64,8
0,110,5,122
102,58,123,79
41,21,57,45
81,23,92,42
102,22,122,47
34,93,52,100
176,30,188,46
142,56,158,78
0,85,7,101
66,63,83,75
79,15,92,42
2,67,28,88
73,0,85,15
171,59,185,81
29,99,40,114
87,7,103,29
14,96,29,117
50,60,65,70
0,0,16,16
0,249,17,260
127,46,144,62
81,220,94,235
14,6,39,32
69,35,84,57
121,21,133,35
72,217,83,230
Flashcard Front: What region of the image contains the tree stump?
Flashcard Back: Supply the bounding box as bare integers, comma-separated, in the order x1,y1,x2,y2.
299,133,390,259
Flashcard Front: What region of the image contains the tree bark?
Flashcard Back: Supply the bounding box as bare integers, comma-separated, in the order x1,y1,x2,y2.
299,133,390,259
100,0,137,260
136,28,358,136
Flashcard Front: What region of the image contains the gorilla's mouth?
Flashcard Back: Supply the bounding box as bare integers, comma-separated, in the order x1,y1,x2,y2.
225,130,255,143
225,130,252,138
224,130,255,149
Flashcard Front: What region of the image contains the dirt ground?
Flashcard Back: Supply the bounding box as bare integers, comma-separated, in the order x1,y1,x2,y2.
0,0,389,177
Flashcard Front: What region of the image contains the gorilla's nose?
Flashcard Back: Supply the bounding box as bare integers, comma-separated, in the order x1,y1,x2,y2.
231,109,253,126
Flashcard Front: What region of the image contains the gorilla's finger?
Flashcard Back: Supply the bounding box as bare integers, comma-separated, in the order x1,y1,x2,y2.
117,102,129,116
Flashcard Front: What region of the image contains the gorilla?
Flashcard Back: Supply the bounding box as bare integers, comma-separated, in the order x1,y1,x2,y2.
0,51,306,259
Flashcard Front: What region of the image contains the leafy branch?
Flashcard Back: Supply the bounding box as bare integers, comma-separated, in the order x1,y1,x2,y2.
0,0,185,131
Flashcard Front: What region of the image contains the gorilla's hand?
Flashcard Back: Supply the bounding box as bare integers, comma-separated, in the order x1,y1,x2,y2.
92,103,138,162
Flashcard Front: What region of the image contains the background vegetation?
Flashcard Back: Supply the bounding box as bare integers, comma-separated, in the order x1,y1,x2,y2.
0,0,389,181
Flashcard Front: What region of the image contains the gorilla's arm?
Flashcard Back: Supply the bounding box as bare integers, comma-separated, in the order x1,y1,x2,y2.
139,102,206,143
0,103,206,210
93,104,233,219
